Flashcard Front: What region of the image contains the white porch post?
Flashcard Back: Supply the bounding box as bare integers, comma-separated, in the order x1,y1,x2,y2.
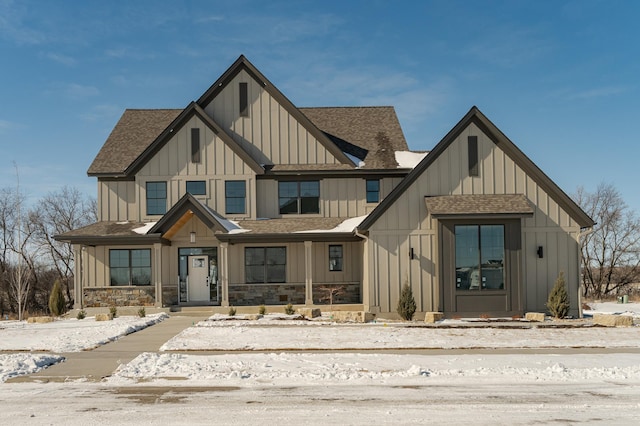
304,240,313,305
220,242,229,307
154,243,163,307
73,244,83,309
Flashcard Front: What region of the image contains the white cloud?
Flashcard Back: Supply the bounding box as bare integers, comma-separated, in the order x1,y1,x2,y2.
195,15,224,24
563,86,628,100
80,104,122,122
44,52,76,66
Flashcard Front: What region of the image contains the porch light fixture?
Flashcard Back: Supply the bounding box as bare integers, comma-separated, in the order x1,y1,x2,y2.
190,231,196,244
537,246,543,259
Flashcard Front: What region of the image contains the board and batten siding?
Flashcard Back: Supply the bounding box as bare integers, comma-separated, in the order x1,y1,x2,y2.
203,69,341,166
97,180,136,222
366,122,581,314
256,177,403,219
134,115,256,221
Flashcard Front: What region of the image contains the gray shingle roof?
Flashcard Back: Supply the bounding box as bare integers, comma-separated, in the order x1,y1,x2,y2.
425,194,534,216
300,106,409,169
88,109,182,175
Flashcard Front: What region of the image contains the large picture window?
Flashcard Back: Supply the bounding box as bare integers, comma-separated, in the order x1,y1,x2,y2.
109,249,151,286
146,181,167,215
278,181,319,214
245,247,286,283
225,180,246,214
455,225,504,290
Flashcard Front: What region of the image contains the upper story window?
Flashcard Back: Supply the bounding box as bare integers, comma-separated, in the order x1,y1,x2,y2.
366,179,380,203
191,128,201,163
186,180,206,196
329,245,343,271
109,249,151,286
239,82,249,117
146,181,167,215
468,136,479,177
225,180,246,215
278,181,319,214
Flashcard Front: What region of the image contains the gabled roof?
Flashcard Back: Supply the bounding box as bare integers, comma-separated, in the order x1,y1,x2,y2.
53,221,167,245
148,193,241,236
88,102,264,177
300,106,409,169
359,106,595,230
196,55,355,167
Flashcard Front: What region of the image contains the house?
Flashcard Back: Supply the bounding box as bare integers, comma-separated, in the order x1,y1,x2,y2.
56,55,594,318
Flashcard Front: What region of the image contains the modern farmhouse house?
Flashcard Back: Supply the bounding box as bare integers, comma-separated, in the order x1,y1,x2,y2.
57,55,594,318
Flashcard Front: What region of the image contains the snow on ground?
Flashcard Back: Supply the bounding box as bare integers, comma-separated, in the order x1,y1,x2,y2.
110,352,640,385
584,301,640,319
0,354,65,383
0,313,168,352
161,318,640,351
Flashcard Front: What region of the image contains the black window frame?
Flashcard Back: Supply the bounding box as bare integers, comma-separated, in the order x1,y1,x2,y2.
454,224,505,291
366,179,380,203
244,247,286,284
278,180,320,215
468,135,479,177
329,245,343,271
186,180,206,196
239,82,248,117
146,181,167,215
225,180,246,215
109,249,152,286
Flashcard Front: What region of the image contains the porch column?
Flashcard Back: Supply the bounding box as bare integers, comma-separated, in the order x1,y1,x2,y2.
153,243,163,307
220,242,229,307
73,245,83,309
304,240,313,305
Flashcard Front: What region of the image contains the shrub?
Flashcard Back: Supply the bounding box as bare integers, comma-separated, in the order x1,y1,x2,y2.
547,271,570,319
284,303,295,315
76,310,86,320
228,306,236,316
48,280,67,317
109,306,118,319
258,305,267,315
138,307,146,318
396,282,416,321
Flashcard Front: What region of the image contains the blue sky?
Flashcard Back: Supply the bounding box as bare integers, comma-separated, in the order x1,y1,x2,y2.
1,0,639,213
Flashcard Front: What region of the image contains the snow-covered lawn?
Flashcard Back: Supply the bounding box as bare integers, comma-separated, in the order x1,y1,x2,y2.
0,313,168,352
0,354,65,383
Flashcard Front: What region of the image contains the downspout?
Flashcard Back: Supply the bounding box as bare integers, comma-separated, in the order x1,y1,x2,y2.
354,227,370,311
577,226,595,318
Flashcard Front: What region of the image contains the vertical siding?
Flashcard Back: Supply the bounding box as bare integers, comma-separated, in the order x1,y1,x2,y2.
203,69,340,166
97,180,136,222
368,122,581,314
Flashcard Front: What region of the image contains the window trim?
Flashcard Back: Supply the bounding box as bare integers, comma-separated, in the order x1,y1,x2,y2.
329,245,343,271
146,181,167,216
186,180,206,196
244,247,286,284
366,179,380,203
225,180,246,215
278,180,320,215
109,249,152,286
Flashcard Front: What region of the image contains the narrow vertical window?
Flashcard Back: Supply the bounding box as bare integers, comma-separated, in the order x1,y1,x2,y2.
239,82,248,117
329,245,343,271
366,179,380,203
225,180,246,214
468,136,478,177
191,128,201,163
146,181,167,215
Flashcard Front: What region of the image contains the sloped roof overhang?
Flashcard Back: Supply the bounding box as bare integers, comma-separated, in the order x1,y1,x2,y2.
215,232,362,244
425,194,535,219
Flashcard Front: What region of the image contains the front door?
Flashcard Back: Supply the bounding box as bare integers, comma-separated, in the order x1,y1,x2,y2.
188,255,210,302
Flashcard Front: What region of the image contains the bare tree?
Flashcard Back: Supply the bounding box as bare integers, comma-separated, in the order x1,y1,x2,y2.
31,186,96,307
575,183,640,298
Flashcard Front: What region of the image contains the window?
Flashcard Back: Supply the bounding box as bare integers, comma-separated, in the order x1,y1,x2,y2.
366,179,380,203
239,82,248,117
278,181,319,214
186,181,206,196
225,181,246,214
455,225,504,290
468,136,478,177
109,249,151,286
146,181,167,215
245,247,286,283
191,128,201,163
329,245,343,271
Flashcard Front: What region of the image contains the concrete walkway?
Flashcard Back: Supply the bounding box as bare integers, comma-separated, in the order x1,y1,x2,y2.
8,314,209,383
